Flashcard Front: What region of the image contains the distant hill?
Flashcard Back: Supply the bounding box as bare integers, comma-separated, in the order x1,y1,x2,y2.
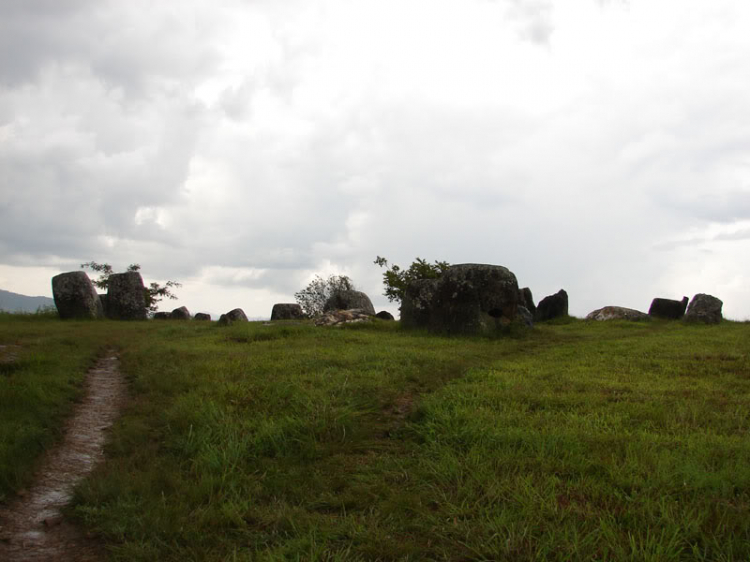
0,289,55,313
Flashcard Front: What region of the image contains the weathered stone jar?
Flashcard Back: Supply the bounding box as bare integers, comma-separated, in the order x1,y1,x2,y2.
684,294,723,324
106,272,148,320
52,271,103,320
324,290,376,316
271,303,304,320
534,289,568,322
648,297,688,319
401,263,523,335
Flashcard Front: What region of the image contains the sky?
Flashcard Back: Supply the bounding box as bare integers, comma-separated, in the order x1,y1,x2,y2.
1,0,749,320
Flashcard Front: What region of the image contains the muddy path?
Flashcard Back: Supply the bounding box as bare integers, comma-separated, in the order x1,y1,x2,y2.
0,351,126,561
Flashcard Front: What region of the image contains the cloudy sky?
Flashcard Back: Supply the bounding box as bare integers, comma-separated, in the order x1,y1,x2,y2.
1,0,749,319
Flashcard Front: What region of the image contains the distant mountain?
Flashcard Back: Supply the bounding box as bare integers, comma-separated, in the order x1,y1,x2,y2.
0,289,55,313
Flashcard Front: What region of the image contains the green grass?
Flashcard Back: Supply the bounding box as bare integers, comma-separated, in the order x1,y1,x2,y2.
1,315,749,560
0,312,116,500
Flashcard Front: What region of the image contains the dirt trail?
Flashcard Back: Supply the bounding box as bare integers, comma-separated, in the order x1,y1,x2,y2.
0,344,21,364
0,352,126,561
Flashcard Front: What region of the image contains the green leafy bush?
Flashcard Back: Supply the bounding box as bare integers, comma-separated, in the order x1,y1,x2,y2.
374,256,450,304
81,261,181,313
294,274,354,317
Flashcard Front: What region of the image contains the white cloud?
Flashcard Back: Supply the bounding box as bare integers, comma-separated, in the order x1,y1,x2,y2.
1,0,750,320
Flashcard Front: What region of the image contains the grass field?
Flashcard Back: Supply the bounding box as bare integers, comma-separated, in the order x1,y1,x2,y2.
1,314,749,560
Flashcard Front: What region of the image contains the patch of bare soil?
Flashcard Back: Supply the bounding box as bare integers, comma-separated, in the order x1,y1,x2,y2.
0,352,126,561
0,344,21,364
384,393,415,422
380,392,417,439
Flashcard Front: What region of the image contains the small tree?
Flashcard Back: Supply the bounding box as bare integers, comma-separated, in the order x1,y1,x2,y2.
374,256,450,304
81,261,181,313
294,274,354,317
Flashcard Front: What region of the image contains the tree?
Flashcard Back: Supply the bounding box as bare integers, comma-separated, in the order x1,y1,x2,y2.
374,256,450,304
80,261,181,313
294,274,354,318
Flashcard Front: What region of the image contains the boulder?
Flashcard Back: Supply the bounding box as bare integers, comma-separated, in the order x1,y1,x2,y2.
400,264,523,334
315,309,372,326
375,310,395,321
271,303,304,320
586,306,650,321
516,305,534,328
400,278,439,329
218,308,249,326
534,289,568,322
429,263,521,334
171,306,191,320
684,294,723,324
153,312,171,320
52,271,104,320
106,272,148,320
194,313,211,321
98,294,109,317
518,287,536,315
648,296,689,319
324,290,376,316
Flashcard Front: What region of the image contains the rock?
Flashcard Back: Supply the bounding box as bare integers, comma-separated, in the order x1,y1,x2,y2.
375,311,395,321
648,296,689,319
684,294,723,324
315,309,372,326
516,305,534,327
430,263,521,334
271,303,304,320
400,278,439,329
324,290,376,316
534,289,568,322
194,313,211,321
98,294,109,317
586,306,650,321
171,306,191,320
400,264,523,334
518,287,536,315
218,308,249,326
106,272,148,320
52,272,104,320
153,312,171,320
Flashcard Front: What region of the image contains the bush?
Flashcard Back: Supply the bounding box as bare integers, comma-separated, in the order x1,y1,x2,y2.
374,256,450,304
81,261,181,313
294,275,354,318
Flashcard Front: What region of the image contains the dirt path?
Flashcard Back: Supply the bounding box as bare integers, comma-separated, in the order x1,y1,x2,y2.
0,352,126,561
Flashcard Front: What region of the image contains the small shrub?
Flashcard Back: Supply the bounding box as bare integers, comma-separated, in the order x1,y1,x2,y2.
294,275,354,317
374,256,449,304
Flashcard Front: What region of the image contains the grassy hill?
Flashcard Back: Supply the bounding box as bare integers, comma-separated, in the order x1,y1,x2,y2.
1,314,749,561
0,289,55,313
